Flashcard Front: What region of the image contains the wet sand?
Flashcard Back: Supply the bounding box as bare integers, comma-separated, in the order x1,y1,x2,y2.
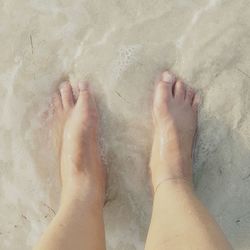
0,0,250,249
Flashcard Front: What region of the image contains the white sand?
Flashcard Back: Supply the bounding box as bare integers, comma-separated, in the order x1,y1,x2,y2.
0,0,250,249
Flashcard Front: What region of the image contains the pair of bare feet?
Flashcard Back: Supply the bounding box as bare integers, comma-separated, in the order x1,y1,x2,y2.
51,70,199,208
36,70,232,250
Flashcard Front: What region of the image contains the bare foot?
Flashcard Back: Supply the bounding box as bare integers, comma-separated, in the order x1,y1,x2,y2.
150,71,199,192
52,81,106,207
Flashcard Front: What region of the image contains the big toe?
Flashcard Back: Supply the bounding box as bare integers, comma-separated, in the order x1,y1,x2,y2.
154,71,176,107
153,71,176,120
75,82,98,124
60,81,75,111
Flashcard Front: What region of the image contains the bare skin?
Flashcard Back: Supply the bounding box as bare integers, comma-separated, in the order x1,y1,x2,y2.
34,82,106,250
145,71,232,250
34,71,232,250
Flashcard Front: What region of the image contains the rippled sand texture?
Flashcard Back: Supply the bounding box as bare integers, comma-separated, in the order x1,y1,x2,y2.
0,0,250,249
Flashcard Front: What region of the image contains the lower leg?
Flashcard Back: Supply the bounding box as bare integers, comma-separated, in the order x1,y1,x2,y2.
34,82,106,250
145,71,232,250
35,196,105,250
146,180,232,250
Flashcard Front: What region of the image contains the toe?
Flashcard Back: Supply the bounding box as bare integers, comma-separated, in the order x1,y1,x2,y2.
192,93,200,112
153,71,177,118
76,82,98,118
60,81,75,111
153,70,176,103
52,91,63,113
155,80,174,102
174,80,186,100
185,87,195,105
161,71,176,85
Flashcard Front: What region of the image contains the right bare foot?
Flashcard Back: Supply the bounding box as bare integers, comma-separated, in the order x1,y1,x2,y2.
150,71,200,192
52,81,106,208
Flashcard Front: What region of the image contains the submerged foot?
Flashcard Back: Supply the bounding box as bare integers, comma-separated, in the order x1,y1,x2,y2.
150,71,199,192
51,81,106,207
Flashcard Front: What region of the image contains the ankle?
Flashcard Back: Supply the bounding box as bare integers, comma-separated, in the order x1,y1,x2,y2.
60,181,105,210
60,193,104,212
151,161,193,191
59,196,104,220
154,177,193,195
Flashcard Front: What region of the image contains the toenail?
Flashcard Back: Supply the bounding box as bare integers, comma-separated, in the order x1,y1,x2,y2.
187,87,194,94
162,71,176,84
189,86,194,91
60,81,69,91
79,81,89,91
196,95,201,103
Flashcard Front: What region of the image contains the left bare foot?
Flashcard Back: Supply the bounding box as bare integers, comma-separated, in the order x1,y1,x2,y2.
51,81,106,208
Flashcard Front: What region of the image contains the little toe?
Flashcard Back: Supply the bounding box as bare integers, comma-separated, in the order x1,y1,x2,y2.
174,80,186,100
52,91,63,113
59,81,75,111
185,87,195,105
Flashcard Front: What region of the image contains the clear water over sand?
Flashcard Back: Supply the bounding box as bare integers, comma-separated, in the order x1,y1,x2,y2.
0,0,250,249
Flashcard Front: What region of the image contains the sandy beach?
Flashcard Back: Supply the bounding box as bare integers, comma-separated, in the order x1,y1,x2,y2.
0,0,250,249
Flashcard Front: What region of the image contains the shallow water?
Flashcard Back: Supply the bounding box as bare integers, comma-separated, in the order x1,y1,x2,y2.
1,0,250,249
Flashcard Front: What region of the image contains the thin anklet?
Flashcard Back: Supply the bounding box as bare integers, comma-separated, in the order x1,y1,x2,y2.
154,177,191,194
